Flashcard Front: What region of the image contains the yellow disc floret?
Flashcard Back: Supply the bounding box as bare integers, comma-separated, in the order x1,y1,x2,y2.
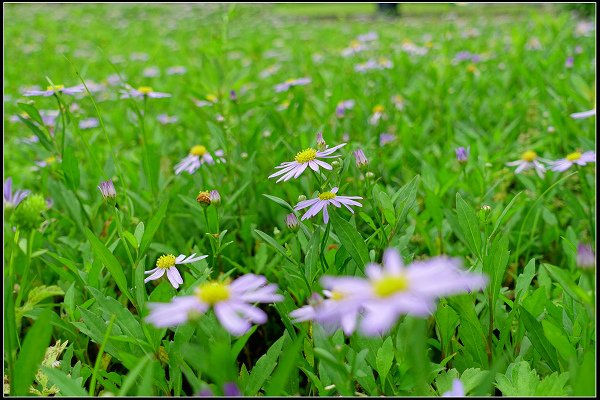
566,151,582,161
330,291,345,301
47,85,64,91
196,191,211,206
521,150,537,162
190,145,207,156
137,86,153,94
373,275,410,297
295,148,317,163
156,254,176,269
373,105,385,113
196,281,230,305
318,191,336,200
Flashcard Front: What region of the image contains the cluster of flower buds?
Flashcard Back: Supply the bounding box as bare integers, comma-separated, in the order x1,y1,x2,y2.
196,189,221,207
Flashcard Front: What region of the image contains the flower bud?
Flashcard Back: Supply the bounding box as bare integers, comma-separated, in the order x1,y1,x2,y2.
331,160,341,169
577,243,595,269
316,132,326,151
298,195,307,202
353,148,369,168
455,146,469,163
12,194,47,231
285,213,299,231
209,190,221,206
365,171,375,180
196,191,211,206
229,90,237,102
97,179,117,206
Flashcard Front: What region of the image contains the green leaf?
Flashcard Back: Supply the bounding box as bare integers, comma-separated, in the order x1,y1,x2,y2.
254,229,298,265
514,259,536,305
18,115,55,152
265,332,306,396
455,193,482,260
329,208,369,273
140,199,169,256
246,333,287,395
519,308,559,371
376,336,394,384
542,263,592,304
62,146,80,190
134,222,145,246
393,175,419,230
305,229,320,285
376,190,396,226
13,308,53,395
495,361,539,396
489,191,523,239
541,320,576,362
483,235,509,313
263,194,294,212
17,101,44,125
83,227,134,304
16,285,65,321
43,367,88,397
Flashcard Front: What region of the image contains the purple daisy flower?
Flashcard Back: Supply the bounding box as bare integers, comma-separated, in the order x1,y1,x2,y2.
455,146,469,163
97,179,116,201
23,84,83,97
577,243,595,269
274,77,311,93
353,148,369,168
144,253,208,289
550,151,595,172
442,379,465,397
174,146,226,175
143,66,161,78
79,117,99,130
285,213,299,230
4,178,30,208
335,99,355,118
120,86,170,99
379,133,397,147
565,56,574,69
166,66,187,75
294,187,363,224
145,274,283,335
268,142,346,183
506,150,549,178
157,114,178,124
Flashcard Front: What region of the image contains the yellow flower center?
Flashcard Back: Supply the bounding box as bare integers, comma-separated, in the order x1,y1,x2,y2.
373,275,410,297
206,94,218,103
46,85,64,91
137,86,153,94
467,64,477,73
350,40,361,48
521,150,537,162
566,151,582,161
330,291,345,301
190,145,207,156
45,156,56,164
196,191,211,205
156,254,176,269
285,78,296,84
196,282,230,305
373,105,385,113
295,148,317,163
318,191,336,200
378,57,389,64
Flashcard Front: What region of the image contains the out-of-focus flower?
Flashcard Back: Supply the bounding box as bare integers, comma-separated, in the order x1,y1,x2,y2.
198,382,242,397
379,133,397,147
79,117,99,130
442,379,465,397
355,58,393,73
143,66,160,78
575,21,595,37
23,84,83,97
259,64,280,79
285,213,299,230
369,105,386,125
570,109,596,119
120,86,171,99
506,150,549,178
146,274,283,335
455,146,469,163
577,243,595,269
166,66,187,75
357,31,378,42
274,77,311,93
35,156,59,169
341,40,368,57
4,178,30,208
268,142,346,183
97,179,117,205
229,90,237,102
144,253,207,289
353,149,369,168
526,37,542,50
174,146,226,175
550,151,595,172
294,187,362,224
391,95,405,110
335,99,355,118
157,114,178,124
565,56,574,69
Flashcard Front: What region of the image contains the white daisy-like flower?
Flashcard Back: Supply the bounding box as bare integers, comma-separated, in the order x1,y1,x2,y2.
145,274,283,335
294,187,363,224
144,253,207,289
174,145,226,175
505,150,549,178
23,84,83,97
268,143,346,183
550,151,596,172
570,109,596,119
120,86,170,99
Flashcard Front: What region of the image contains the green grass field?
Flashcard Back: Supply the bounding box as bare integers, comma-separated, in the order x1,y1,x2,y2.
4,3,596,397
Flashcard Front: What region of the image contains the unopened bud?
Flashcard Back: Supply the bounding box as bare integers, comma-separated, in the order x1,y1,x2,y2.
577,243,595,269
196,191,211,206
316,132,326,151
331,160,341,169
209,190,221,206
12,194,47,231
97,179,117,206
353,148,369,168
298,195,307,202
365,171,375,180
285,213,299,231
455,146,469,163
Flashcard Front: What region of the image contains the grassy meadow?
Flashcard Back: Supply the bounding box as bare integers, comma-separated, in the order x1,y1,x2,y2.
3,3,596,397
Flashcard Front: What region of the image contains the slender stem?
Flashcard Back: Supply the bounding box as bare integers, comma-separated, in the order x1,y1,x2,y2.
112,208,135,274
89,314,117,396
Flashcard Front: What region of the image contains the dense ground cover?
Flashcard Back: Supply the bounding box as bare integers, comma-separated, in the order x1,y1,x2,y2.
4,3,596,397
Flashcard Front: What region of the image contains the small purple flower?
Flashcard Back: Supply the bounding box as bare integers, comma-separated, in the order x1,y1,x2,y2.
79,117,99,130
97,179,116,201
294,187,363,224
120,86,170,99
143,66,160,78
455,146,469,163
4,178,30,208
550,151,595,172
198,382,241,397
274,77,311,93
146,274,283,335
209,190,221,206
565,56,574,69
174,146,226,175
379,133,397,147
285,213,299,230
577,243,595,269
454,51,472,62
23,84,83,97
442,379,465,397
335,99,355,118
145,253,208,289
353,149,368,168
157,114,178,124
316,132,326,149
166,66,187,75
229,90,237,102
269,142,346,183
